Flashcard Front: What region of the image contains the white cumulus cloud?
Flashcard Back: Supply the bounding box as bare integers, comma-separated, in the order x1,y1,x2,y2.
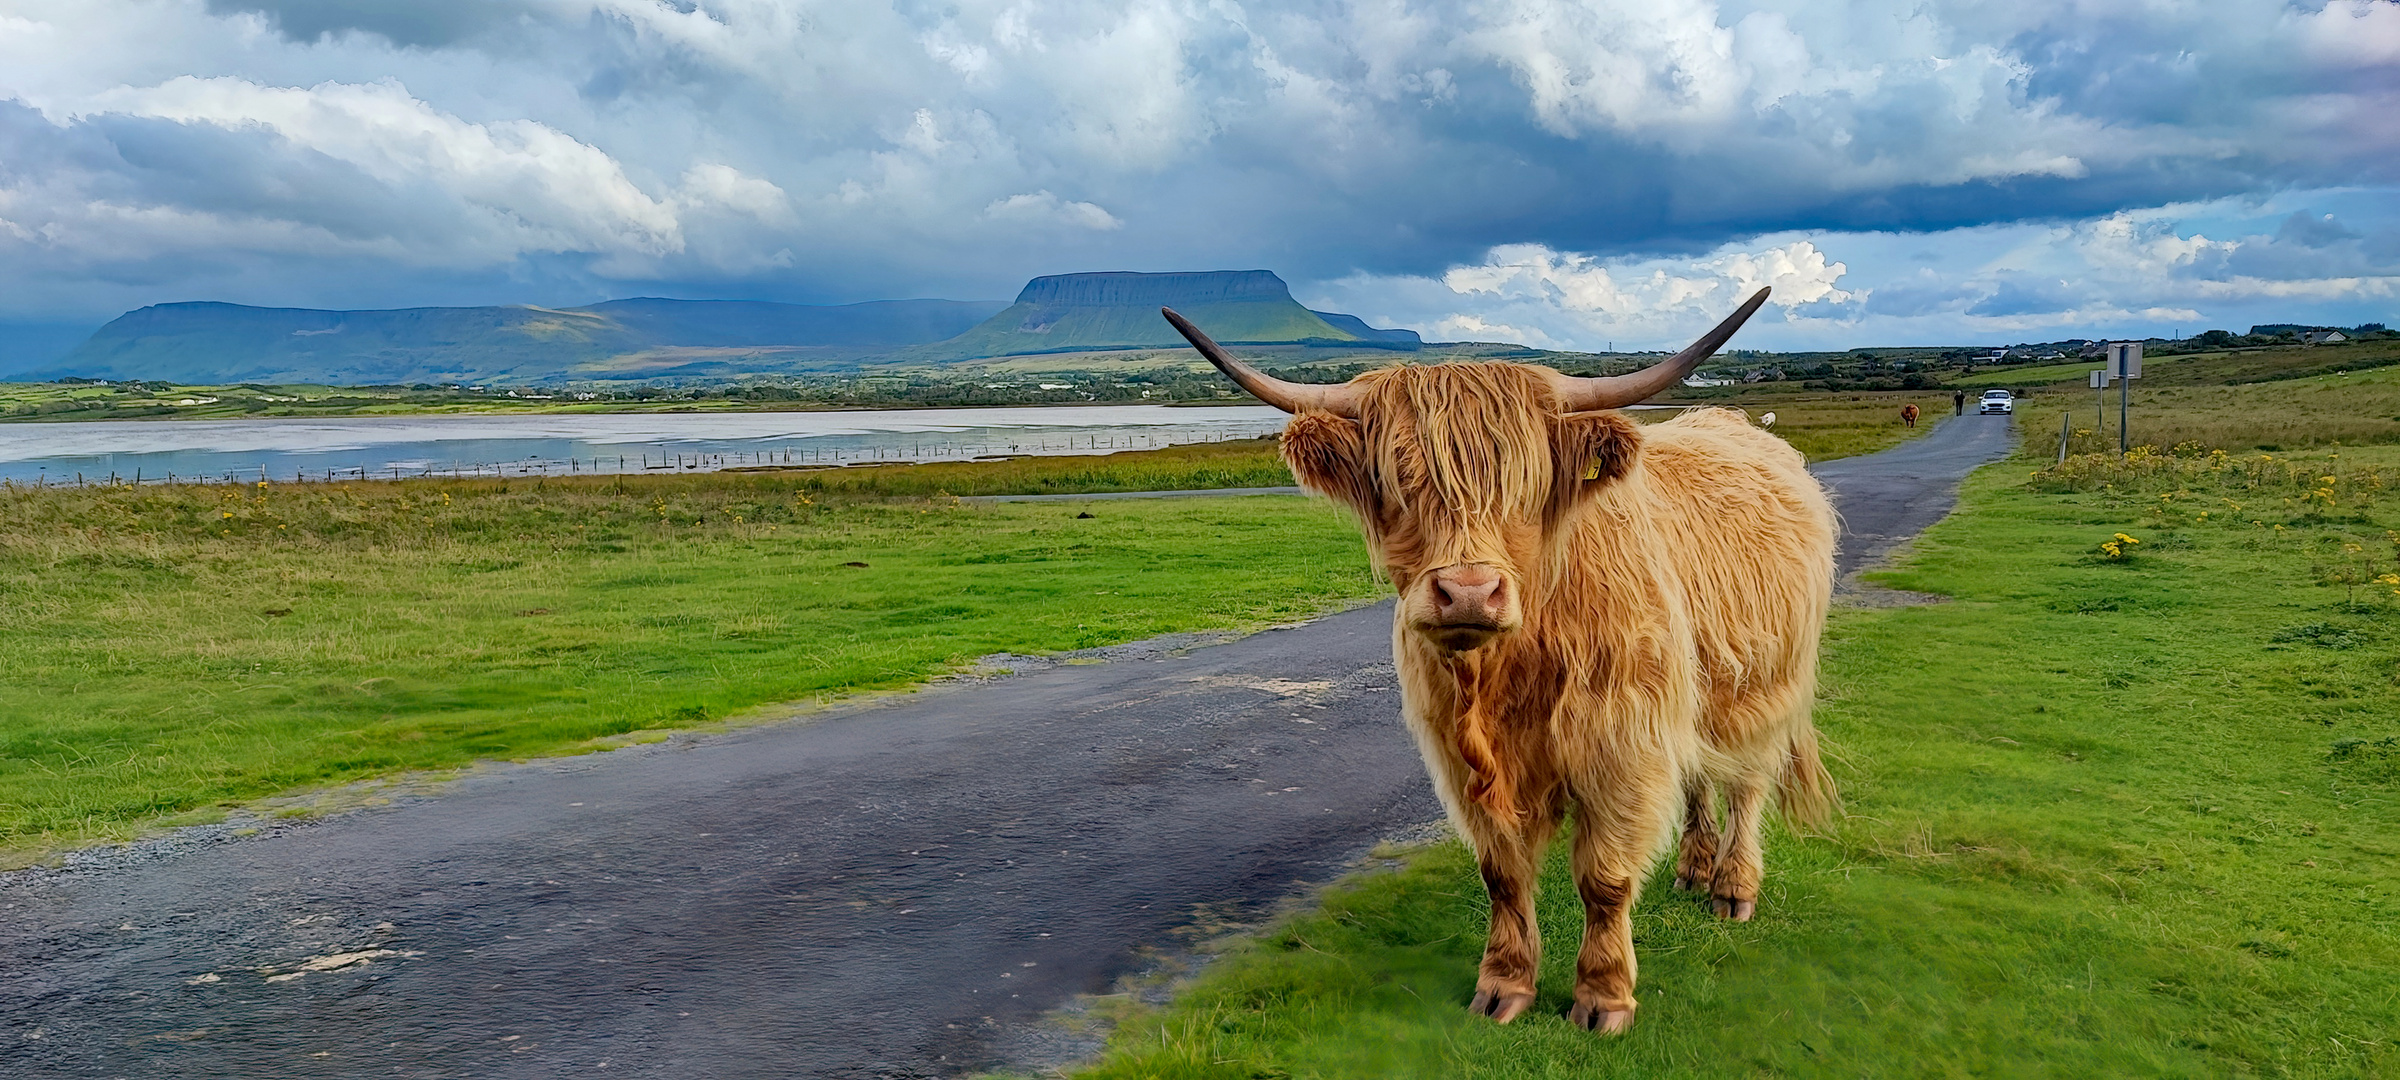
1370,239,1851,348
984,190,1122,231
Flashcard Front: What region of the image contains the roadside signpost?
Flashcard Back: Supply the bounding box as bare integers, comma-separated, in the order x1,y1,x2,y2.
2089,343,2143,454
2110,342,2141,454
2091,367,2106,442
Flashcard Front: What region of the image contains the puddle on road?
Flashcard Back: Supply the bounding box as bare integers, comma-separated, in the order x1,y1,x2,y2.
1182,676,1340,702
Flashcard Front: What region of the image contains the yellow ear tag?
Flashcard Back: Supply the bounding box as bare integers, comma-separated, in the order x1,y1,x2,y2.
1581,456,1602,481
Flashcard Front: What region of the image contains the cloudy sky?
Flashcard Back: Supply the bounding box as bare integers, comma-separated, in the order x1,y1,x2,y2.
1,0,2396,354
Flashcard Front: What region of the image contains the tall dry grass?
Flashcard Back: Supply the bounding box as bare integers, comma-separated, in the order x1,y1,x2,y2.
2023,366,2400,457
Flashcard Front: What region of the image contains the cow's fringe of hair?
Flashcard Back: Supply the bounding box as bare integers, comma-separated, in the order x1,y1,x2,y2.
1448,654,1521,828
1362,363,1555,520
1776,725,1839,833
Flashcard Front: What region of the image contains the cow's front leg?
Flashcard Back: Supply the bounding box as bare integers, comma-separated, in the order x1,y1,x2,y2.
1466,822,1550,1023
1566,795,1666,1034
1673,776,1718,893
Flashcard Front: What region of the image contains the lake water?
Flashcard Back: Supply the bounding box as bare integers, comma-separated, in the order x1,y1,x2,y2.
0,405,1293,486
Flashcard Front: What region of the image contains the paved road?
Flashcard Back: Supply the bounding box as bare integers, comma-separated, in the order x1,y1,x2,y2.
0,414,2014,1079
1814,412,2017,582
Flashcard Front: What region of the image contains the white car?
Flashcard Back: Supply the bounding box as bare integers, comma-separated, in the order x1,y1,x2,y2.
1978,389,2015,415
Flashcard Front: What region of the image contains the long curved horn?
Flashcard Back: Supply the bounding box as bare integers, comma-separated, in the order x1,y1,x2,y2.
1549,287,1773,411
1162,307,1360,417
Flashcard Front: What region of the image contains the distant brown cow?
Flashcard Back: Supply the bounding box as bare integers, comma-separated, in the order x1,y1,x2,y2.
1901,403,1920,428
1165,291,1836,1034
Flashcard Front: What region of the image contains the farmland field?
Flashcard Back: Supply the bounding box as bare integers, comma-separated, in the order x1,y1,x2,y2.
2028,349,2400,456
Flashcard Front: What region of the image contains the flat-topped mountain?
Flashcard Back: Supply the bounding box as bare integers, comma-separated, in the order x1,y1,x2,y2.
908,270,1419,361
35,270,1422,384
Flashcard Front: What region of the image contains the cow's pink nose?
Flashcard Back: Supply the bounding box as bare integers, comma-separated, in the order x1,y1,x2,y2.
1429,563,1508,625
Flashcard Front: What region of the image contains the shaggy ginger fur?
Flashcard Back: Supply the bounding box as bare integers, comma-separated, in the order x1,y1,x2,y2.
1278,362,1837,1033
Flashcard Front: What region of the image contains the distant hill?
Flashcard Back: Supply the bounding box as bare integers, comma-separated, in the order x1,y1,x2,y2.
1309,310,1424,347
50,298,1010,385
0,321,104,377
38,271,1423,384
903,270,1419,361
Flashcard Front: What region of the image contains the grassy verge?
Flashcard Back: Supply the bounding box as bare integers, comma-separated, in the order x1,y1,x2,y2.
0,471,1380,864
1069,447,2400,1079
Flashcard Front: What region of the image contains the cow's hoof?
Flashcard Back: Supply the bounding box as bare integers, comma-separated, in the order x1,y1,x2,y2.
1673,869,1704,892
1468,988,1534,1024
1710,896,1756,921
1567,999,1636,1034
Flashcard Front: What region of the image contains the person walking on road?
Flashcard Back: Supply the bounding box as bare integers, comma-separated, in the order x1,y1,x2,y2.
1953,389,1966,415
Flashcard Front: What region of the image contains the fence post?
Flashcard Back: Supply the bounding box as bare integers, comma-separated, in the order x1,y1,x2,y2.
2058,411,2070,464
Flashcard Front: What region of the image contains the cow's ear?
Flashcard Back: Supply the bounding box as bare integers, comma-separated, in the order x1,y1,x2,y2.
1280,412,1378,519
1551,410,1641,519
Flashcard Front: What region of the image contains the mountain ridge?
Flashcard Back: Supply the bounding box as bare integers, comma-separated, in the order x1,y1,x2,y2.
32,270,1424,384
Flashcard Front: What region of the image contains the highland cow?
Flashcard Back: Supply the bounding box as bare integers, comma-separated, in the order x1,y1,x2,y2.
1164,291,1837,1033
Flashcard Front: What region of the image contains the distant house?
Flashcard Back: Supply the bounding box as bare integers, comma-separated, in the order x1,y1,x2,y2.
1681,375,1736,388
2301,330,2348,346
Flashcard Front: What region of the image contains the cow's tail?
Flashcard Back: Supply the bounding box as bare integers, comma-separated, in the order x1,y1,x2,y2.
1776,724,1839,833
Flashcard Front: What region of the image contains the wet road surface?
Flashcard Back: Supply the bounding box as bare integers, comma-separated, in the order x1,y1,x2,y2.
0,414,2015,1078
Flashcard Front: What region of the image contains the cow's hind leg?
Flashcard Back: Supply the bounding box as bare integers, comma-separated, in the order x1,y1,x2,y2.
1467,815,1555,1024
1709,774,1766,921
1673,776,1718,893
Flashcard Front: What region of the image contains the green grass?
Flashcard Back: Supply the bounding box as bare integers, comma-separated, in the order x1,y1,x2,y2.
1635,390,1954,461
0,470,1379,863
1067,446,2400,1079
1951,358,2096,387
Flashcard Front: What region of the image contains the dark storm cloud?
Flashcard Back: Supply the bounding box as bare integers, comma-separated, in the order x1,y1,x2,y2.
0,0,2395,340
2276,211,2361,248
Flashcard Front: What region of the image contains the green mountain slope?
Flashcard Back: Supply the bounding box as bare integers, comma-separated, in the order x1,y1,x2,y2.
904,270,1420,361
61,303,643,385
